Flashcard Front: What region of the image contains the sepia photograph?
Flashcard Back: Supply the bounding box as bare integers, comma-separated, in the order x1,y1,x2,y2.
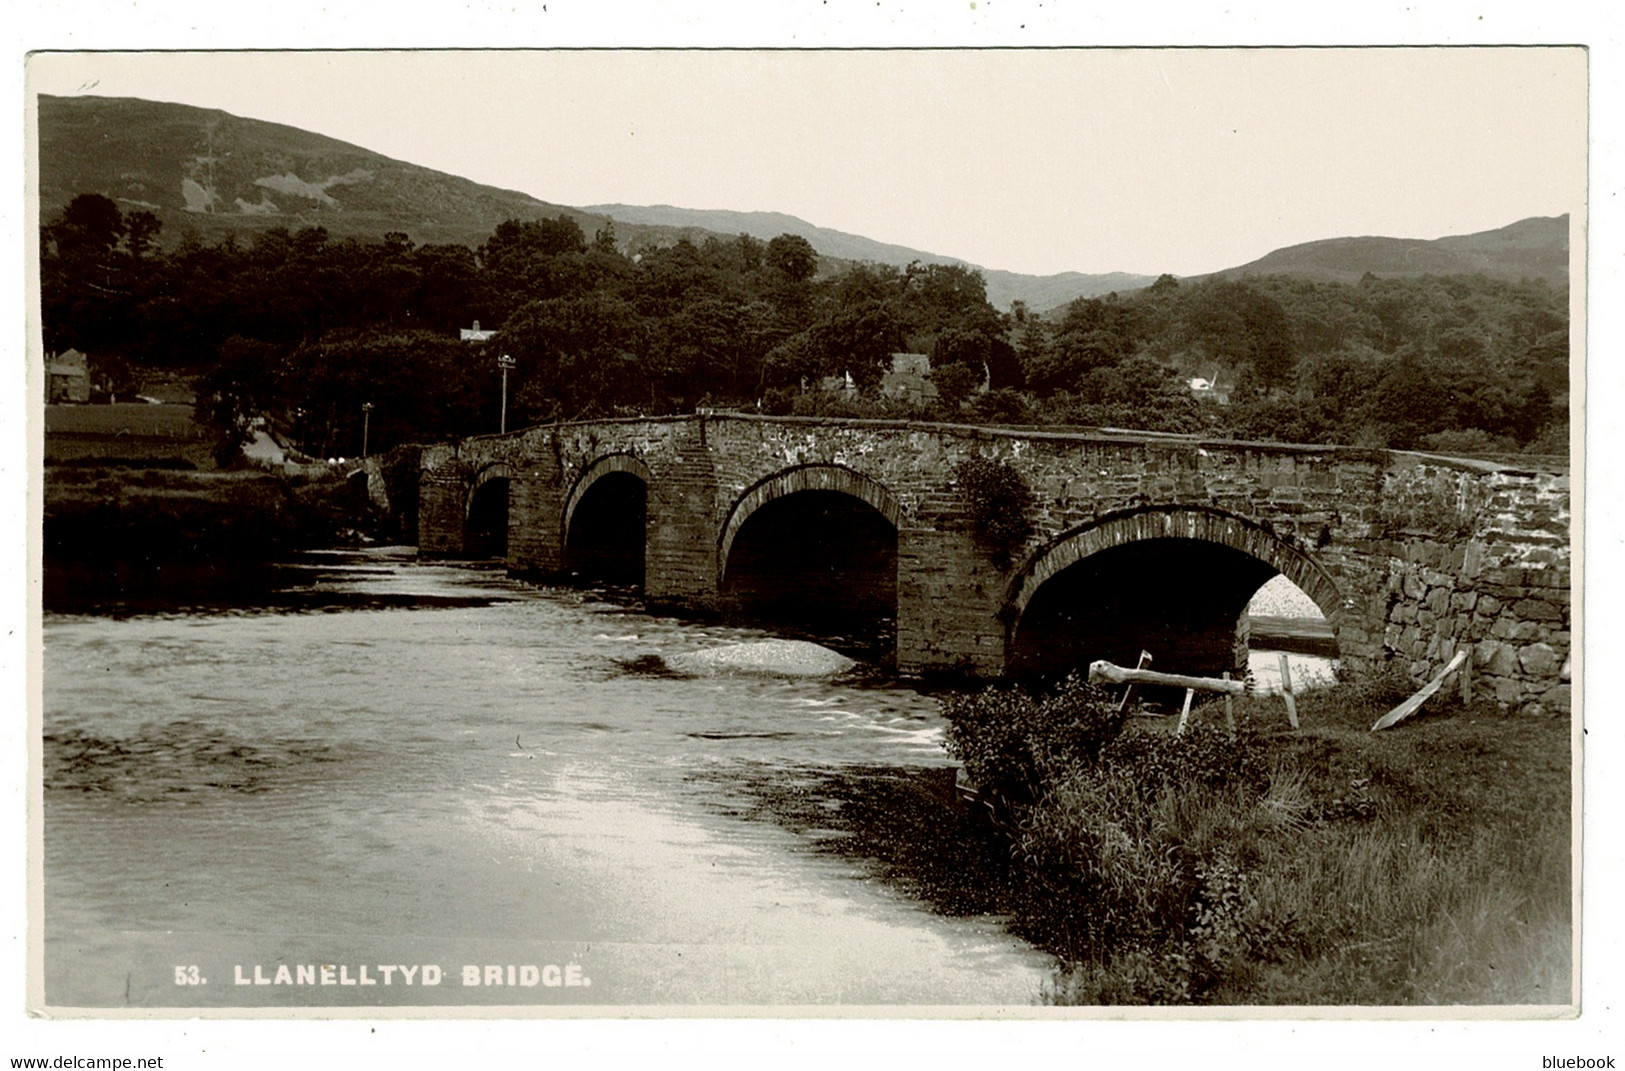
18,33,1592,1038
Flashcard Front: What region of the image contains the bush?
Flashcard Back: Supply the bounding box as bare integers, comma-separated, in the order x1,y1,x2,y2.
761,387,797,415
952,454,1035,561
940,674,1298,1000
1419,428,1517,456
1099,722,1271,803
937,673,1569,1005
1013,748,1300,997
968,387,1033,425
941,678,1122,808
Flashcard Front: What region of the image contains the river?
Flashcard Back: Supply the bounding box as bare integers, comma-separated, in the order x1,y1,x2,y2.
41,548,1055,1009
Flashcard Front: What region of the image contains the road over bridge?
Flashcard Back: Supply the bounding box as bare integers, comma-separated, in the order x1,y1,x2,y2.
415,414,1572,714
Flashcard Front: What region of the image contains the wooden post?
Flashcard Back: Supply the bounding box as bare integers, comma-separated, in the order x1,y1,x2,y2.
1222,671,1236,739
1278,652,1300,730
1372,650,1470,731
1088,661,1246,695
1117,649,1153,717
1176,688,1196,735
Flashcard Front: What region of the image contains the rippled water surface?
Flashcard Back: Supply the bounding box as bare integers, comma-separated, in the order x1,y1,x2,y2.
43,549,1053,1008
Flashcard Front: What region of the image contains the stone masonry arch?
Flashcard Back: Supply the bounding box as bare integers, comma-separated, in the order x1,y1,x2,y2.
419,414,1569,710
561,452,653,547
1003,505,1350,677
717,463,904,586
466,462,516,515
463,462,517,560
1006,505,1347,624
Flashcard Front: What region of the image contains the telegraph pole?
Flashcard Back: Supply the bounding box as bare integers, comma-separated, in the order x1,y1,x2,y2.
498,354,516,433
361,402,374,456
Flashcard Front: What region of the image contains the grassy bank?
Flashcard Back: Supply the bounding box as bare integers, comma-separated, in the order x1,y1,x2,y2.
43,465,362,566
940,678,1571,1005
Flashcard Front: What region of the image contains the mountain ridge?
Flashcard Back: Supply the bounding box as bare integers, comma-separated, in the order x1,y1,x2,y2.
583,202,1158,310
38,93,1569,316
1197,215,1569,287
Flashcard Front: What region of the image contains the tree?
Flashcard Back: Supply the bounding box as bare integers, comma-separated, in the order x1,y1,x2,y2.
124,211,162,261
833,302,906,389
932,325,1021,390
45,193,126,263
89,352,139,400
933,363,979,413
765,233,818,284
762,331,830,390
1368,349,1435,448
197,335,290,431
723,233,759,274
498,293,648,418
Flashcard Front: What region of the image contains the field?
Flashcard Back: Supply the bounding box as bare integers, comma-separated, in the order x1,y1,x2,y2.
44,403,215,467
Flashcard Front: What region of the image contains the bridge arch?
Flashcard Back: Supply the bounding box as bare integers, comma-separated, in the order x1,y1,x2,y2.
718,464,904,579
718,463,904,639
561,453,651,585
464,462,515,559
1004,505,1349,681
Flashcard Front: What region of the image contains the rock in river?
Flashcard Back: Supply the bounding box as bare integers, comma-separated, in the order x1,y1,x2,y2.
668,639,855,678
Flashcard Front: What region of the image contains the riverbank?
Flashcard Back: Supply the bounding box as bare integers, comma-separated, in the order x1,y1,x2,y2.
743,678,1572,1005
42,465,367,611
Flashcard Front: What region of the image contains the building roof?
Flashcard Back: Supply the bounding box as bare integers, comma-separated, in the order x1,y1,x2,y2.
47,349,88,377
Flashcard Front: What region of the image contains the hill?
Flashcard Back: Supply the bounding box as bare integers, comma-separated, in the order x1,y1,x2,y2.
40,94,1563,316
41,94,1153,311
586,202,1157,311
1200,215,1569,287
38,94,666,250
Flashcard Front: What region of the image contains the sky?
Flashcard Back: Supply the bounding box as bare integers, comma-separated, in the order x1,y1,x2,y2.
24,47,1586,277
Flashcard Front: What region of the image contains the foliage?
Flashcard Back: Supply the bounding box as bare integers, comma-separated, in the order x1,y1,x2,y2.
938,676,1570,1005
932,363,980,412
42,467,354,565
378,443,425,543
1016,762,1304,998
941,678,1123,808
1097,722,1271,800
952,454,1035,558
765,233,818,284
42,192,1568,455
1374,488,1478,539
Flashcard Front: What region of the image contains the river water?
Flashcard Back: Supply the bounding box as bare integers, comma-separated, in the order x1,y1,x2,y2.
41,548,1054,1009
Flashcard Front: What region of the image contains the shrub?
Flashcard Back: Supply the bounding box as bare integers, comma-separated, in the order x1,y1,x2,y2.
761,387,797,415
937,674,1569,1005
940,677,1122,808
940,673,1299,1000
968,387,1033,425
1013,756,1301,995
952,454,1035,561
1419,428,1516,457
1099,722,1271,803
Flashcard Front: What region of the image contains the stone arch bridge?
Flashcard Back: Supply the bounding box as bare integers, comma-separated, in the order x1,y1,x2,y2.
416,414,1572,714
